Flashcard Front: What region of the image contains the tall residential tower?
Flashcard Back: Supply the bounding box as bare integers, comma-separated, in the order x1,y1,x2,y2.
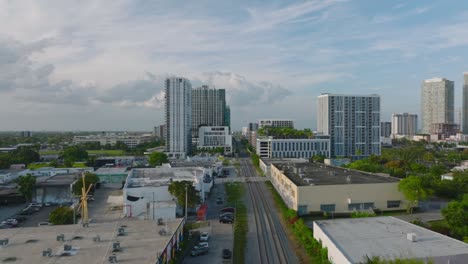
463,73,468,134
191,85,226,139
165,77,192,159
421,78,454,134
391,113,418,138
317,94,381,159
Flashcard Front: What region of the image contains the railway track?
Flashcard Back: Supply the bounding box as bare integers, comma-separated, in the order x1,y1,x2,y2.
240,158,298,264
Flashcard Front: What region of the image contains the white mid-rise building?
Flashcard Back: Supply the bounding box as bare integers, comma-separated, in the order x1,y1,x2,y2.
317,94,381,159
73,134,153,148
165,77,192,159
258,119,294,128
421,78,454,134
392,113,418,138
198,126,232,154
124,167,212,220
256,136,330,159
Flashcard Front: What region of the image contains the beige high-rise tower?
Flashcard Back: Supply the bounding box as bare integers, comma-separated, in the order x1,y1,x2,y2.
420,78,454,134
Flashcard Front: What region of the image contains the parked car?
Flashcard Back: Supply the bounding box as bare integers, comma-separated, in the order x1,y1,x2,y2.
200,232,209,241
219,216,234,224
9,216,26,222
191,245,209,256
196,242,209,249
0,224,12,229
1,220,17,227
220,207,235,213
219,212,234,219
222,249,232,259
0,223,15,228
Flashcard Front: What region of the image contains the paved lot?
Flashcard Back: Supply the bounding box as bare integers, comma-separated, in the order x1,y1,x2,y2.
88,184,123,223
0,203,26,222
183,170,234,264
394,210,443,223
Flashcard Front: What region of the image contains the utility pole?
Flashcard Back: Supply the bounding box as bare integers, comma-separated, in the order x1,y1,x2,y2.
185,184,188,221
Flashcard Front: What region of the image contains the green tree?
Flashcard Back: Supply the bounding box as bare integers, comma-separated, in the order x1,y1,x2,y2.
0,153,11,169
10,147,40,165
442,194,468,240
148,152,168,166
49,206,74,225
168,180,199,209
63,146,88,167
398,176,432,213
72,172,99,195
16,174,36,201
312,154,325,163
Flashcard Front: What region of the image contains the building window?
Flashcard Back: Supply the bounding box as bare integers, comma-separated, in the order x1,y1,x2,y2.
387,200,401,208
348,203,361,211
298,205,308,216
320,204,335,212
363,202,374,209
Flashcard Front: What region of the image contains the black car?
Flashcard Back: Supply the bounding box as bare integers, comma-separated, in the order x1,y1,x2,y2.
222,249,232,259
219,216,233,224
219,212,233,219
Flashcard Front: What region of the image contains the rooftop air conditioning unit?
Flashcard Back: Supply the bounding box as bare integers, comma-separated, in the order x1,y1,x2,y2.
0,239,9,246
42,248,52,257
407,233,417,242
93,235,101,242
109,254,118,263
56,234,65,242
113,242,121,251
64,244,72,251
118,227,125,236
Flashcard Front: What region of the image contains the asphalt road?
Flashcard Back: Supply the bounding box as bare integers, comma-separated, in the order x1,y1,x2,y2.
241,158,298,264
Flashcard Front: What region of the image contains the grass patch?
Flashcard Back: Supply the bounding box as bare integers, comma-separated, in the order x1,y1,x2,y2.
39,150,61,155
224,182,247,264
87,149,125,156
72,162,87,168
27,163,52,169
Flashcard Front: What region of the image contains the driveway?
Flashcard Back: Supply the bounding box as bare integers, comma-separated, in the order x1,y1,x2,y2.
183,179,234,264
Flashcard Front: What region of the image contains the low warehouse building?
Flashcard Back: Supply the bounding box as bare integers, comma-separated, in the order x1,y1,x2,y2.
33,174,79,205
95,167,129,184
0,218,185,264
124,167,211,220
270,162,406,215
313,217,468,264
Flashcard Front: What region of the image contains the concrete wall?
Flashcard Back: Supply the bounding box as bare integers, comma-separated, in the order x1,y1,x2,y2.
298,182,406,213
124,185,175,219
270,165,299,209
313,222,351,264
97,174,127,183
34,185,74,204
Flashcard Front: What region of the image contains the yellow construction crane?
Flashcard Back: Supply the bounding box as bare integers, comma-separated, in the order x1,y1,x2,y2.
77,172,93,227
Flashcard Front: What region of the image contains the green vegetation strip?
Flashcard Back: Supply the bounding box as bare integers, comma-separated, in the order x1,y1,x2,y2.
224,182,247,264
264,181,330,264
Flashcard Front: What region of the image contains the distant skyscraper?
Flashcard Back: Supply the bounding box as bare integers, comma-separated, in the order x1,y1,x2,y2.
421,78,454,134
463,73,468,134
391,113,417,138
317,94,381,158
165,77,192,159
248,122,259,131
380,122,391,137
225,105,231,130
191,85,226,138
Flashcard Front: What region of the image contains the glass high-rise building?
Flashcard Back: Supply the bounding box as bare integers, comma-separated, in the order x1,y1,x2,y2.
463,73,468,134
191,85,226,138
317,94,381,159
420,78,454,134
165,77,192,159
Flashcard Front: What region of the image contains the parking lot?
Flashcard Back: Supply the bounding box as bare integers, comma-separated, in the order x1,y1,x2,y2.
1,184,122,229
183,166,236,264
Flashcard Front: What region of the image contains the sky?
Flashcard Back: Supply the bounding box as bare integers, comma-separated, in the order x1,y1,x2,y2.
1,0,468,131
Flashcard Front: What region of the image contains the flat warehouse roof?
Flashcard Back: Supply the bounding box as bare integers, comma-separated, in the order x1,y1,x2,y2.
272,162,399,186
0,218,183,264
314,217,468,264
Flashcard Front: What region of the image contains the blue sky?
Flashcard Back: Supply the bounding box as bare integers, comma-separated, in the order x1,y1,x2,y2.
0,0,467,131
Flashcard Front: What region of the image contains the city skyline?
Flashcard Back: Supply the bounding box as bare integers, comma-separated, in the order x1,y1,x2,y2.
1,1,468,131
